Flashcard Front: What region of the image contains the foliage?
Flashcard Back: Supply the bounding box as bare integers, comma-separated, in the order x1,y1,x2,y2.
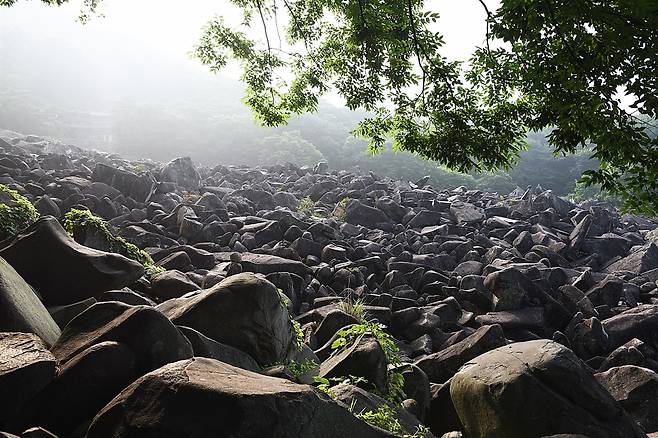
331,321,406,404
335,297,368,323
567,180,620,206
353,403,402,435
278,289,305,351
189,0,658,214
330,197,349,222
298,196,316,216
313,376,336,398
0,184,39,241
63,208,163,276
288,358,318,380
7,0,657,212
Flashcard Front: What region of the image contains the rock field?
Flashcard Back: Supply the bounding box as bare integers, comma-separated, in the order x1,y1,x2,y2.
1,131,658,438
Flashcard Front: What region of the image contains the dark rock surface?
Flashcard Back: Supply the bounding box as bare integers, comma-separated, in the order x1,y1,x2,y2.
1,131,658,437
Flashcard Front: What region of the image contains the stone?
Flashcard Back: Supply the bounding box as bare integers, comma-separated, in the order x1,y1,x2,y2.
345,200,392,229
0,256,60,346
0,333,56,424
177,326,260,372
158,157,201,189
605,243,658,274
595,365,658,433
51,301,193,374
0,217,144,306
158,273,295,366
149,270,200,300
450,340,645,438
12,341,136,437
319,333,389,393
603,305,658,350
415,324,507,383
86,358,393,438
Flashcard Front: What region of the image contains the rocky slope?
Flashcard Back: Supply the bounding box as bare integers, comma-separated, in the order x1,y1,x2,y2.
1,131,658,438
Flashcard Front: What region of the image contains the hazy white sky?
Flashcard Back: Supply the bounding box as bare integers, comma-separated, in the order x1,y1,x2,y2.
0,0,497,107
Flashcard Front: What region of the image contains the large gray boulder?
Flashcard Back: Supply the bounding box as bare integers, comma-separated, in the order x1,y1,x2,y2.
450,340,646,438
158,273,295,366
158,157,201,190
85,358,395,438
0,217,144,306
596,365,658,433
0,256,60,347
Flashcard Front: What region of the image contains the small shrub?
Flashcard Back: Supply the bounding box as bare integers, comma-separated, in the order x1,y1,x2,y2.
330,197,349,222
63,208,163,276
288,358,318,380
329,321,406,404
298,196,316,216
335,297,368,323
0,184,39,241
279,289,304,351
353,403,402,434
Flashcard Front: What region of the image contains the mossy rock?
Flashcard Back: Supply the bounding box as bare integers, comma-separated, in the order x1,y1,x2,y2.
0,184,39,242
63,208,163,277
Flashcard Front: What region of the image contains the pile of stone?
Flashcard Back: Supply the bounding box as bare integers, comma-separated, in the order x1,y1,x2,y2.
1,130,658,438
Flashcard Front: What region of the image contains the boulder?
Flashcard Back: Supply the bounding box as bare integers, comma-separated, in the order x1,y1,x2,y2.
85,358,394,438
415,324,507,383
158,157,201,189
0,333,57,424
596,365,658,433
177,326,260,372
450,339,646,438
0,256,60,346
12,341,136,437
605,243,658,274
0,217,144,306
51,301,193,374
319,333,388,393
158,273,295,366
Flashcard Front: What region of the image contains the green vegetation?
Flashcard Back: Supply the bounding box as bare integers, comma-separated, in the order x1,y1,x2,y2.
63,208,163,276
350,402,431,437
330,197,349,222
298,196,316,216
288,358,318,381
353,403,402,435
278,289,305,351
331,322,406,404
335,297,368,323
0,184,39,241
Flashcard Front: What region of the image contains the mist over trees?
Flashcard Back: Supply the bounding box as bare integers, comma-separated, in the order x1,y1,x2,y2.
1,0,655,210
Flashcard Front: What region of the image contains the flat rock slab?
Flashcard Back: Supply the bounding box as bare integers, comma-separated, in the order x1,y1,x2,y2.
214,252,311,276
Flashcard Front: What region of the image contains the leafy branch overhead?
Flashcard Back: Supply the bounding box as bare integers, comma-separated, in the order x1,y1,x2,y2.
4,0,658,214
193,0,657,214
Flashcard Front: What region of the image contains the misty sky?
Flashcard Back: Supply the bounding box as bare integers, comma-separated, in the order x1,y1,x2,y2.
0,0,496,110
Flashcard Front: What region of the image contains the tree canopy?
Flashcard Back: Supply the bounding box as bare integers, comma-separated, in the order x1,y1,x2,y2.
3,0,658,213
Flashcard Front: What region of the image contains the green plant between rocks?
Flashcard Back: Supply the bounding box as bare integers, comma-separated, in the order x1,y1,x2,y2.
330,197,349,222
298,196,316,216
278,289,305,352
329,321,406,404
288,358,318,381
335,297,368,323
350,402,431,437
63,208,164,277
0,184,39,241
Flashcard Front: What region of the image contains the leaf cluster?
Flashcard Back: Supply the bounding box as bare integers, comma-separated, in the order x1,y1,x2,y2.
0,184,39,241
63,208,163,276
